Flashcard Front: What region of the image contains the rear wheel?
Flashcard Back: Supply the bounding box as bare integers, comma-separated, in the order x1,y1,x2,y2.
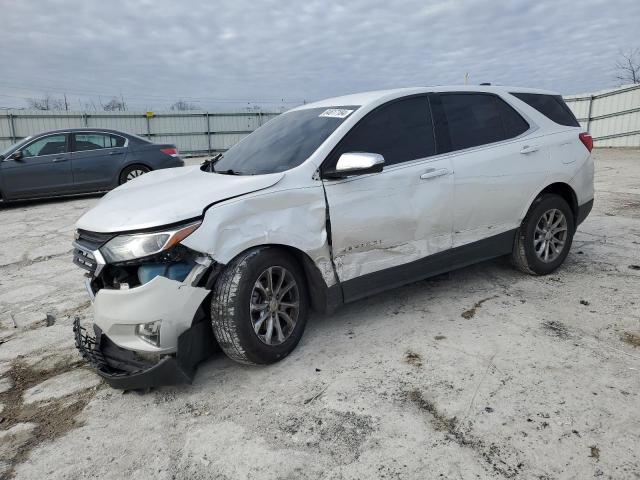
511,194,575,275
210,247,309,364
119,165,150,184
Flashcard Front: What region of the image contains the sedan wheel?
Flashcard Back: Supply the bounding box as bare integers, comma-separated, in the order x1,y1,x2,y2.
126,169,147,181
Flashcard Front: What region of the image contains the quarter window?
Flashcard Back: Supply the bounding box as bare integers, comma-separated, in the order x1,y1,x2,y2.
436,93,529,152
74,133,125,151
511,93,580,127
22,134,67,157
331,96,435,167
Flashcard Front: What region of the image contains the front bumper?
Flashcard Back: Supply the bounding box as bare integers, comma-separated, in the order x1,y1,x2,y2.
73,316,215,390
92,275,210,353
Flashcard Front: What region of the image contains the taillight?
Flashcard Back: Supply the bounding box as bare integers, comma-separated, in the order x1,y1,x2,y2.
161,147,179,157
579,132,593,153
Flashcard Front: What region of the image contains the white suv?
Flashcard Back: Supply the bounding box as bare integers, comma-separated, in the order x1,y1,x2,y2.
72,86,594,389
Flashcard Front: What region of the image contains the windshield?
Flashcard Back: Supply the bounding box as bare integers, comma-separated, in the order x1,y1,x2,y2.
212,106,358,175
1,136,32,157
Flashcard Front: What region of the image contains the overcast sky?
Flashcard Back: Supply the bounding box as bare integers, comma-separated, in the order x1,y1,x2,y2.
0,0,638,110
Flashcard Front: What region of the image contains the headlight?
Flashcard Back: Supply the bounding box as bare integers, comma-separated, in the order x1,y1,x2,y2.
100,221,201,263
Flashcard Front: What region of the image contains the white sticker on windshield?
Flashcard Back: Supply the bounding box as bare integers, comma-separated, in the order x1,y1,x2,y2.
319,108,354,119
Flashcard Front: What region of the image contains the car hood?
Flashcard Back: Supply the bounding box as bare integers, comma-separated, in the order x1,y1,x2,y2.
76,166,285,233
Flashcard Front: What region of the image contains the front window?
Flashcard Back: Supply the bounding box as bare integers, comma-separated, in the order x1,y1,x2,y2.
211,106,358,175
22,134,68,157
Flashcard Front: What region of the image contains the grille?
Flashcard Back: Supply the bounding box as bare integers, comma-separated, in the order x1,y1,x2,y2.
73,246,98,273
76,229,114,251
73,230,113,275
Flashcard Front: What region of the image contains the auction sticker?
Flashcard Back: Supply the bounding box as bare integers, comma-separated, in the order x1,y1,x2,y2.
319,108,354,119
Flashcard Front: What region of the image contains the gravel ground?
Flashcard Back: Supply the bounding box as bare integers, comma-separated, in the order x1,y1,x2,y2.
0,150,639,480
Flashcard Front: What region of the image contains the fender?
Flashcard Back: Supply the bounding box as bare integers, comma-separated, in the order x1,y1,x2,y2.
181,183,337,288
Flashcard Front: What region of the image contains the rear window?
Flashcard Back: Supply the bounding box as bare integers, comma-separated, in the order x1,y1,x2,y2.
511,93,580,127
435,93,529,152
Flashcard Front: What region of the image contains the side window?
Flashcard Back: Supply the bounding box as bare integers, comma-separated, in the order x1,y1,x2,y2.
74,133,125,151
436,93,528,152
22,134,68,157
510,93,580,127
332,96,435,167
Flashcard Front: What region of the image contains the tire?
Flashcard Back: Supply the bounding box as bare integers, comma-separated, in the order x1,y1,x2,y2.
210,247,309,365
119,164,150,184
511,194,575,275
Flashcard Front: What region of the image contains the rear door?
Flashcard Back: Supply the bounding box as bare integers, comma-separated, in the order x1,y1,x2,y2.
71,132,127,190
322,95,454,301
431,92,548,247
0,133,73,199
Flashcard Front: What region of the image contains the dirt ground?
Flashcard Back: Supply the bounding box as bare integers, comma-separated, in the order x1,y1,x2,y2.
0,150,639,480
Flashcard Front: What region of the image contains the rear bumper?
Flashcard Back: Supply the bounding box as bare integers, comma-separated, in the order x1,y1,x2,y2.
576,199,594,227
73,316,215,390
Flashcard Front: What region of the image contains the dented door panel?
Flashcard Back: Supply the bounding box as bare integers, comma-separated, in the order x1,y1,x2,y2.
322,158,454,282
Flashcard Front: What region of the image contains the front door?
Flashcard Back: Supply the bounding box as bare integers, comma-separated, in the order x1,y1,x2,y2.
321,95,454,302
0,133,73,199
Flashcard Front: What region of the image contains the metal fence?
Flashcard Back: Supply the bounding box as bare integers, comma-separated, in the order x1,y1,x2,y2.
2,85,639,153
564,83,640,148
0,110,281,155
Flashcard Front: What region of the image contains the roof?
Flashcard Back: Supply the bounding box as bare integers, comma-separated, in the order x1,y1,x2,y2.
294,85,560,110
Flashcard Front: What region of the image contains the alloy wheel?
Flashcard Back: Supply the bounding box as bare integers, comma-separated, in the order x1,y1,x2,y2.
534,208,568,262
126,169,146,181
250,266,300,346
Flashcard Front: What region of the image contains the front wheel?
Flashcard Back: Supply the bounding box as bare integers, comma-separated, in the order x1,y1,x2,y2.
210,247,309,365
511,194,575,275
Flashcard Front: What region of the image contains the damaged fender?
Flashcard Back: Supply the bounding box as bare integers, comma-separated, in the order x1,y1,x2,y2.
181,184,337,288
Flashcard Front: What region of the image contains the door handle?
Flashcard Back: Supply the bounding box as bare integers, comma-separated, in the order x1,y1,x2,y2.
109,151,124,155
420,168,450,180
520,145,539,154
52,157,67,163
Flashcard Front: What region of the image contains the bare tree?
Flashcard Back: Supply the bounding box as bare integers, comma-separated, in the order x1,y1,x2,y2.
615,48,640,85
102,96,127,111
170,99,198,111
26,94,66,110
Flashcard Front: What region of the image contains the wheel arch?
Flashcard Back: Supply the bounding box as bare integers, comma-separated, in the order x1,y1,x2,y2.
536,182,578,220
522,182,578,224
215,243,341,313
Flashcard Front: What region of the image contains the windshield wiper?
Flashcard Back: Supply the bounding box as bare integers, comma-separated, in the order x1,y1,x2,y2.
201,153,222,173
217,168,243,175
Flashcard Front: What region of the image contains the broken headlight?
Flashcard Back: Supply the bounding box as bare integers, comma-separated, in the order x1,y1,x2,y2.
100,221,201,264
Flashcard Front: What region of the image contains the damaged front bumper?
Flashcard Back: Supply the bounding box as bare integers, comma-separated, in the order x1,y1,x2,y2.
72,231,221,389
73,316,215,390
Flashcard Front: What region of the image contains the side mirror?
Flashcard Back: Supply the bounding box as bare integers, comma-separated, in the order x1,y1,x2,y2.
9,150,23,161
324,152,384,179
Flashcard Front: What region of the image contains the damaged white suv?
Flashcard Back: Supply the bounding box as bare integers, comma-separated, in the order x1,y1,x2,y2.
72,86,594,389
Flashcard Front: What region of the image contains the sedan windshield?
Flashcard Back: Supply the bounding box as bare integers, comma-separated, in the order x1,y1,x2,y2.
212,106,358,175
1,136,31,157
